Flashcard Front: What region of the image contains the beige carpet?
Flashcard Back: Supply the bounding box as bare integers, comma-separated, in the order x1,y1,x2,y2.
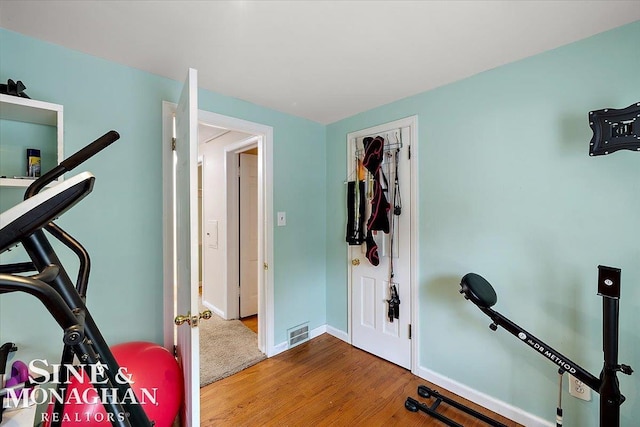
199,313,266,387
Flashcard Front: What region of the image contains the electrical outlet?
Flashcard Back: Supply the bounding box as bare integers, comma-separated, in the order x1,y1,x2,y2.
568,374,591,401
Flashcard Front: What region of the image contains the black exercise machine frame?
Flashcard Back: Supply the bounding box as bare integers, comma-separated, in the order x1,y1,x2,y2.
0,131,152,427
405,385,508,427
458,266,632,427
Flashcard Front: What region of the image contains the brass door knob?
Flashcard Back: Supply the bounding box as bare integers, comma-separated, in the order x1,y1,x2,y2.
174,313,191,326
352,258,360,266
175,309,212,327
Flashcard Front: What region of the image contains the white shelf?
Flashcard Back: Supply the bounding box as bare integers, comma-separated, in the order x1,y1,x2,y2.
0,177,38,188
0,95,63,188
0,94,61,124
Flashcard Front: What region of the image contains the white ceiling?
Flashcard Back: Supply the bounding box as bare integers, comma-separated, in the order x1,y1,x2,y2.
1,1,639,124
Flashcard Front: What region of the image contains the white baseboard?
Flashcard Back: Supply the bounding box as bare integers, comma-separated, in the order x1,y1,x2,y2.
310,324,326,339
270,341,288,357
326,325,350,343
270,324,328,357
415,365,553,427
202,300,225,319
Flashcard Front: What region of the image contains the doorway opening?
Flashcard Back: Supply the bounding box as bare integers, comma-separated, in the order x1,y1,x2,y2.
162,101,275,363
198,124,260,323
194,110,274,358
196,122,268,387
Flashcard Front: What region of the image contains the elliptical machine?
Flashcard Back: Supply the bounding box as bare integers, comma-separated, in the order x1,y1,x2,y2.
0,131,153,427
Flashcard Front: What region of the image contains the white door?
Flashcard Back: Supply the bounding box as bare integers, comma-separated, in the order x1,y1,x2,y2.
239,153,259,317
174,68,200,426
350,124,412,370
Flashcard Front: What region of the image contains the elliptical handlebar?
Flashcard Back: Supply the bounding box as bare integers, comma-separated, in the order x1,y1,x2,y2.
25,130,120,199
60,130,120,173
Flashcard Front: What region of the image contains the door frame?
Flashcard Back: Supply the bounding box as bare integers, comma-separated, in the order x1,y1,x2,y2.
162,104,275,357
346,115,419,374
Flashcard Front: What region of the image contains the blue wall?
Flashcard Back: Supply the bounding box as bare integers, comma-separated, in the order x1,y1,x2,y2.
326,21,639,426
0,28,326,364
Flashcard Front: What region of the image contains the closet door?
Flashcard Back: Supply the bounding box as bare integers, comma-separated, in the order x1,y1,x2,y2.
349,124,412,370
239,152,259,317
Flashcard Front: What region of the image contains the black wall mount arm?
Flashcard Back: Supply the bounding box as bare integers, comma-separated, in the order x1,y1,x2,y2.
589,102,640,156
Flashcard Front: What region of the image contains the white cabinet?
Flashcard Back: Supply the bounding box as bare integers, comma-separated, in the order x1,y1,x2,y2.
0,94,63,187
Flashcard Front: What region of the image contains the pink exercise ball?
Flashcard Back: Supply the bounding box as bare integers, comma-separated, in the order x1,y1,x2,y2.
42,341,183,427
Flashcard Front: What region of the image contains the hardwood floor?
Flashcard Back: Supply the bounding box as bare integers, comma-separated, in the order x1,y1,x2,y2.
201,334,522,426
240,315,258,333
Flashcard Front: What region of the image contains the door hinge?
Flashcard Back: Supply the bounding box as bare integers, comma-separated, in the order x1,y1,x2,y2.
171,137,176,151
408,145,411,160
408,324,412,339
173,344,178,357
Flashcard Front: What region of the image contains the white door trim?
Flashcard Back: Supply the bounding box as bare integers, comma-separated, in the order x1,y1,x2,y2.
162,100,176,351
346,115,419,374
162,106,275,357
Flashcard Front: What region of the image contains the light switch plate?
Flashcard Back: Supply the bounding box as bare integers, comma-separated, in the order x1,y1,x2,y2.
277,211,286,226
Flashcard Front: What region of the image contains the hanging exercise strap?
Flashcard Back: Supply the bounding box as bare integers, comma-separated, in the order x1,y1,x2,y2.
346,180,366,245
364,136,391,234
557,371,563,427
362,135,388,265
392,142,402,216
387,146,401,322
346,154,367,245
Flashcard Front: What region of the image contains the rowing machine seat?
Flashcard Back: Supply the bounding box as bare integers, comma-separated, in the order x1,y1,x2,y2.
460,273,497,308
